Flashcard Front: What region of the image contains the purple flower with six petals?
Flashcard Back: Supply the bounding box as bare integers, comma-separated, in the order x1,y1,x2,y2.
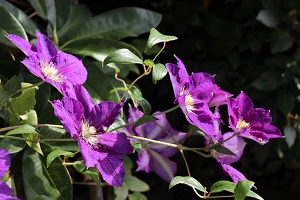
0,149,19,200
228,91,283,145
165,55,232,139
124,105,186,182
51,85,133,187
6,32,87,93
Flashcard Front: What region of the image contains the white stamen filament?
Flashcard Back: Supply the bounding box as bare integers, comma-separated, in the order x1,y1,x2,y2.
185,94,196,113
40,61,64,83
236,118,250,130
80,121,99,147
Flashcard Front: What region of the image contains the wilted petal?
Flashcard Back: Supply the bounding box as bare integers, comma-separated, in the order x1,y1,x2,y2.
78,139,107,168
97,149,125,187
51,98,84,138
148,149,177,182
98,132,133,154
221,164,247,183
6,34,33,56
89,101,124,130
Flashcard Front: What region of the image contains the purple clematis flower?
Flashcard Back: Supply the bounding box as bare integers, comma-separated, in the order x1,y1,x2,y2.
165,55,232,139
51,85,133,187
0,149,19,200
124,105,186,182
228,91,283,145
6,32,87,93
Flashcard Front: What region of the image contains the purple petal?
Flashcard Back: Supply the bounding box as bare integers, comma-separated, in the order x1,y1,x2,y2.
0,149,11,178
235,92,254,118
51,98,84,138
96,149,125,187
221,164,247,183
209,85,233,107
78,139,107,168
98,132,133,154
148,149,177,182
0,182,16,199
61,84,94,115
246,108,272,125
35,31,57,62
126,105,146,137
21,56,44,80
136,148,151,173
89,101,124,130
247,124,283,145
6,34,32,56
54,51,87,85
189,72,215,102
216,132,247,165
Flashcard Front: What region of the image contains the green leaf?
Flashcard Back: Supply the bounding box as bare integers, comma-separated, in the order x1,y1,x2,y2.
143,59,154,67
114,184,129,200
210,180,236,194
22,145,72,199
169,176,207,193
73,161,101,187
234,180,255,200
128,86,151,114
134,115,158,127
47,0,71,33
5,124,38,136
0,76,21,105
0,5,27,46
9,82,38,116
39,126,65,142
47,149,74,168
28,0,47,20
23,132,43,155
103,48,143,66
0,138,26,154
256,9,279,27
124,175,150,192
63,38,141,63
20,110,38,124
60,7,161,43
0,0,40,35
277,88,293,116
152,63,168,84
250,71,281,91
123,154,133,172
271,34,294,54
128,192,148,200
145,28,177,52
131,142,142,154
83,59,120,102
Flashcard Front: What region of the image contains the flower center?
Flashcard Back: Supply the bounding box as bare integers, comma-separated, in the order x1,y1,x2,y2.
80,121,99,147
236,118,250,130
40,61,64,83
185,94,196,113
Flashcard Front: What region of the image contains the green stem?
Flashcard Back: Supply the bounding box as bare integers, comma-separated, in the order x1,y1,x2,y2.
127,135,178,148
206,195,234,199
153,42,166,62
0,124,63,134
0,135,35,142
153,104,180,116
40,138,76,142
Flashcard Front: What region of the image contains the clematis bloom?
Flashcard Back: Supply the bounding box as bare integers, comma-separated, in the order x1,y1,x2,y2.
51,85,133,187
6,32,87,93
0,149,19,200
228,91,283,144
125,105,186,182
165,55,232,139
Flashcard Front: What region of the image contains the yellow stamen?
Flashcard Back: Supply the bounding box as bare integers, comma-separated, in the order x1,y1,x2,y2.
40,61,64,83
185,94,196,113
236,118,250,130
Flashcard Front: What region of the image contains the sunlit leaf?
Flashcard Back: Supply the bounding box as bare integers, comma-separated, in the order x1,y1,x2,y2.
5,124,38,136
128,192,147,200
124,175,150,192
103,48,143,66
47,149,74,168
152,63,168,84
256,9,279,28
234,180,255,200
169,176,207,193
145,28,177,53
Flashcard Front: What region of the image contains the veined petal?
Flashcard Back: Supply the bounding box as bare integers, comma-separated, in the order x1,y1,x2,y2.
54,51,87,85
221,164,247,183
189,72,215,101
136,149,151,173
89,101,124,130
78,139,107,168
6,34,33,56
235,92,254,118
0,149,10,178
21,56,44,80
35,31,57,62
96,149,125,187
61,84,94,115
209,85,233,107
98,132,133,154
51,98,84,138
148,149,177,182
